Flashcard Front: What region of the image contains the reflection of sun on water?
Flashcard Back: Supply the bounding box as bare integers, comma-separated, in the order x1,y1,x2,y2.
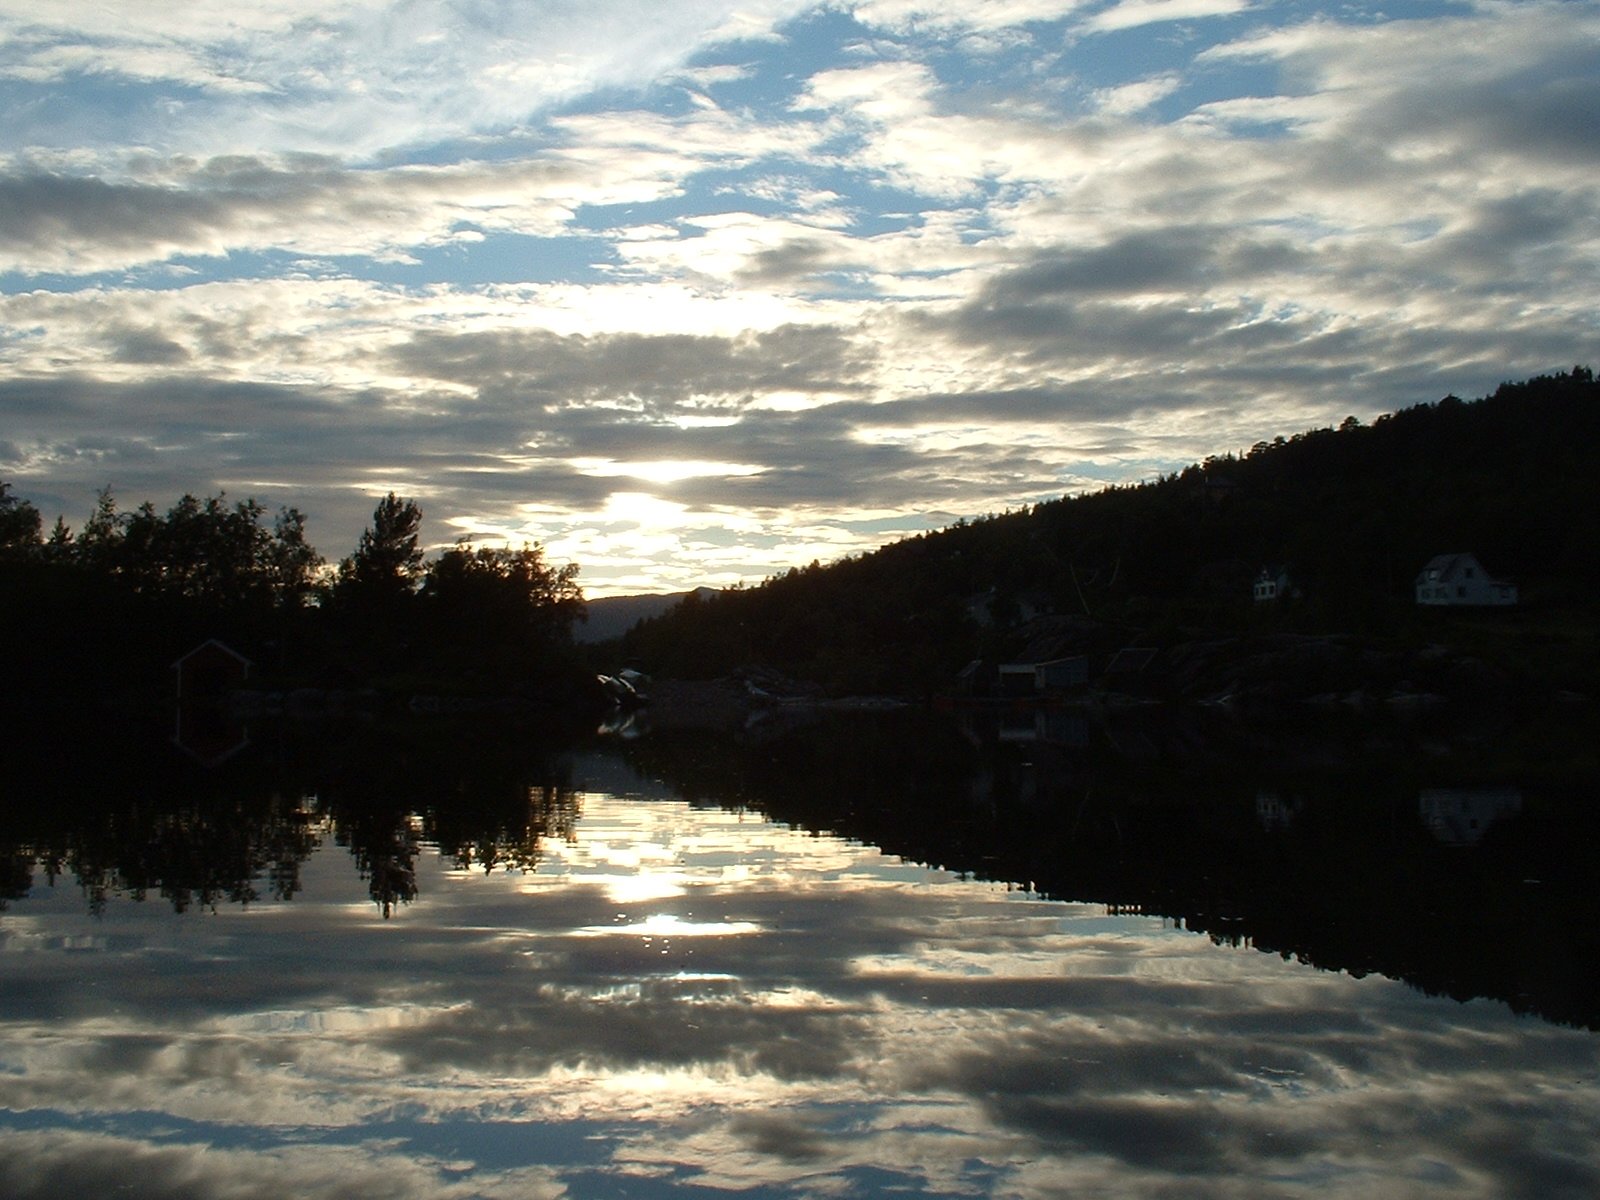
631,913,761,938
589,872,689,904
576,913,761,938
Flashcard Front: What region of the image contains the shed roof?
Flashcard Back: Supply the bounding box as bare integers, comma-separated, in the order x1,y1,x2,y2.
172,638,252,671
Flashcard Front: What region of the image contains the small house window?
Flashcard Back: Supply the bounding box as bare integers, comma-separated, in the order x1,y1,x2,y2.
1464,567,1474,578
1457,585,1467,598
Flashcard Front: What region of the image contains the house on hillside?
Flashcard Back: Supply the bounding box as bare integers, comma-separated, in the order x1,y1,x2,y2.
1253,566,1295,603
1414,553,1517,607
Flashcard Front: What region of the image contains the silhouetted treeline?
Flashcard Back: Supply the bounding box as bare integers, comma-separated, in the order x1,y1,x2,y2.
0,487,589,708
620,368,1600,692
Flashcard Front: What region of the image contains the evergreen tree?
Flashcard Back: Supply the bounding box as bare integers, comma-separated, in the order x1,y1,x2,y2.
336,493,425,605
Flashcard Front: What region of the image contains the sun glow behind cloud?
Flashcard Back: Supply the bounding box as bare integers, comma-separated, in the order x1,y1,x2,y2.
2,0,1598,593
570,458,768,484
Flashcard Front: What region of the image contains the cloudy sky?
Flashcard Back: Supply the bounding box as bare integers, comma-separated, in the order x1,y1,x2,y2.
2,1,1597,593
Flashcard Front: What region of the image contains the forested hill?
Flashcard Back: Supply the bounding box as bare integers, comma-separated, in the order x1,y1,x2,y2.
619,368,1600,695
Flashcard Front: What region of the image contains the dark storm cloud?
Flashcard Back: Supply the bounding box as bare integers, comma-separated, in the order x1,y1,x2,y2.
938,291,1244,362
974,228,1306,302
0,371,615,553
1419,190,1600,287
102,326,191,365
824,383,1194,426
389,322,874,406
1372,45,1600,166
928,233,1307,365
727,1112,833,1162
734,236,839,285
0,155,588,273
0,173,236,263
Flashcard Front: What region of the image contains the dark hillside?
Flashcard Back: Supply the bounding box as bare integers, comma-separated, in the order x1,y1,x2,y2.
619,369,1600,695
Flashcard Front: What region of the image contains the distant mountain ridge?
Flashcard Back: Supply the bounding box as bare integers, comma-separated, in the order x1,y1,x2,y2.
577,587,716,643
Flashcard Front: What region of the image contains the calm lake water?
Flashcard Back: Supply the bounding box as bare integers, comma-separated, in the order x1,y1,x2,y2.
2,707,1598,1198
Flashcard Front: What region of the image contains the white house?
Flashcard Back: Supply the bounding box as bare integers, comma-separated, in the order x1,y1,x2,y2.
1414,553,1517,607
1253,567,1293,603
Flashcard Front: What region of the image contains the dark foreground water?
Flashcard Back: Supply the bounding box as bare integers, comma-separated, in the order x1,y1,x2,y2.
1,707,1597,1198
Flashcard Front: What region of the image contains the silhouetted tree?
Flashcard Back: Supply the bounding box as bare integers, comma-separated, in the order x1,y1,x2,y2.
337,493,425,601
74,486,122,574
266,506,323,608
426,544,583,638
327,493,427,670
416,543,586,688
0,481,41,559
43,516,74,562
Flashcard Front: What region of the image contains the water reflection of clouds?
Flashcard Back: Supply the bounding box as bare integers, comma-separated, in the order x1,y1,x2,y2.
2,780,1598,1199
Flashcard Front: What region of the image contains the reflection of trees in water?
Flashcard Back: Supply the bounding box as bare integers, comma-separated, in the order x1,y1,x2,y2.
0,715,325,915
333,807,420,918
429,784,581,875
8,704,1596,1027
2,794,319,916
83,797,320,915
618,706,1600,1030
0,852,36,908
328,783,583,916
0,715,579,917
309,721,582,914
